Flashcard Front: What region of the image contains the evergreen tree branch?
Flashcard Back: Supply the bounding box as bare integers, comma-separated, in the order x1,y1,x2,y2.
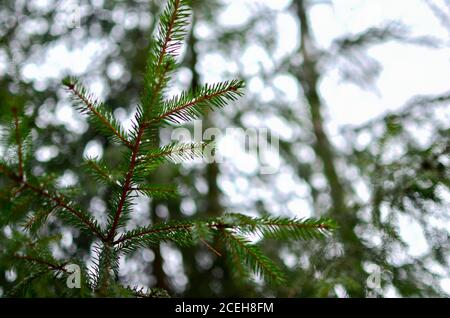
157,0,184,68
148,80,245,124
139,142,210,167
112,214,335,247
83,158,118,186
200,238,222,257
94,243,119,294
63,78,133,149
23,205,58,234
0,161,18,181
107,0,191,242
106,125,146,242
142,0,190,116
14,255,68,273
24,182,105,241
220,229,286,284
222,214,336,240
0,164,105,240
0,0,343,296
113,222,193,246
131,184,179,199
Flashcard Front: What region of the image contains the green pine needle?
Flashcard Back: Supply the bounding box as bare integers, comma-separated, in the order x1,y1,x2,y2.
83,157,119,187
132,184,179,199
150,80,245,124
142,0,191,117
63,77,132,148
220,230,287,284
147,141,211,163
221,213,337,241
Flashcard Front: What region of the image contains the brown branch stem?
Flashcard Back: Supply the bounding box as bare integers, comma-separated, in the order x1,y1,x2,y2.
149,85,240,124
0,165,105,241
66,84,133,149
200,238,222,257
113,223,193,245
108,0,183,242
106,125,146,242
24,182,105,240
14,255,68,272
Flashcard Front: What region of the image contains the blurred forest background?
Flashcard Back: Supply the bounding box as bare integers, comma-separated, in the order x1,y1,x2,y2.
0,0,449,297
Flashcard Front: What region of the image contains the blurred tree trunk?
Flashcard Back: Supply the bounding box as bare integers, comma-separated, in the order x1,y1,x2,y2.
188,21,223,219
180,12,247,297
294,0,366,297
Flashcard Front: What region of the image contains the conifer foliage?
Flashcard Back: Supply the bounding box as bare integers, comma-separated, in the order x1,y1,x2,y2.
0,0,336,297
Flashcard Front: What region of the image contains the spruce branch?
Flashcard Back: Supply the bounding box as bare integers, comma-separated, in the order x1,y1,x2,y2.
23,182,105,240
93,243,119,294
5,268,50,297
63,78,133,149
110,213,335,285
106,125,146,242
149,80,245,124
220,229,286,284
106,0,194,242
156,0,189,65
200,238,222,257
114,221,194,248
221,213,337,240
133,141,211,180
23,205,58,234
14,255,68,273
142,0,190,116
0,164,105,240
112,214,336,247
139,141,211,168
131,184,179,199
83,157,118,186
